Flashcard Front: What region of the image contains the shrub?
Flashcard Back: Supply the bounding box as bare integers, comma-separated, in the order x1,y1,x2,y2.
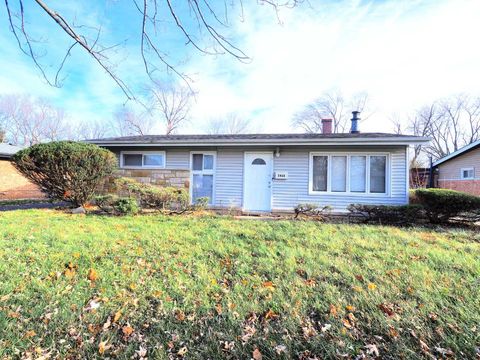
294,203,332,220
414,188,480,224
13,141,116,207
348,204,424,225
115,178,189,211
114,197,140,215
193,197,210,211
94,195,139,215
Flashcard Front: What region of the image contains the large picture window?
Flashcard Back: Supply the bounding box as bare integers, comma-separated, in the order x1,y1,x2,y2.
310,153,388,195
121,151,166,169
191,152,216,205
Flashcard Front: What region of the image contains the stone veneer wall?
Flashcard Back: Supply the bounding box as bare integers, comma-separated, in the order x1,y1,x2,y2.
100,168,190,193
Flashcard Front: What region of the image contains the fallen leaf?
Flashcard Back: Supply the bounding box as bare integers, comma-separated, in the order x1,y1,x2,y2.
175,310,185,321
345,305,356,312
98,340,110,355
122,325,134,336
177,347,188,356
274,344,287,354
378,303,396,317
329,304,337,317
136,346,147,357
365,344,380,356
321,323,332,332
368,283,377,290
389,326,400,338
113,310,122,323
88,268,99,282
262,281,274,290
264,309,278,320
252,348,263,360
24,330,36,338
419,339,430,353
103,317,112,330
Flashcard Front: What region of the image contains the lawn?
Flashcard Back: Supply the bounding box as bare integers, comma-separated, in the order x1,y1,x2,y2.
0,210,479,359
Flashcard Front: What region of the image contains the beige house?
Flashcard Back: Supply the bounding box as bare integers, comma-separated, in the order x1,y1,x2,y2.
432,139,480,196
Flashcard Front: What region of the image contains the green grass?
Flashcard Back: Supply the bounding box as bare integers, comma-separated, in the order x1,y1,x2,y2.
0,210,479,359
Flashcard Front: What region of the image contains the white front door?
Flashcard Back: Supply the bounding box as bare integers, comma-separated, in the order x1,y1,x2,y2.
243,152,273,211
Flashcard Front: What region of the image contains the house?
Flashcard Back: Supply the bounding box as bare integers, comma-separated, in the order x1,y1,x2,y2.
88,114,428,212
0,143,45,200
432,139,480,196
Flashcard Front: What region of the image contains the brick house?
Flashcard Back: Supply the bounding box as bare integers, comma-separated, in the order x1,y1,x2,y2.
432,139,480,196
0,144,45,200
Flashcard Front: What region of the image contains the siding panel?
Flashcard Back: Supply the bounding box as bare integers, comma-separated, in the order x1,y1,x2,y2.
215,148,244,208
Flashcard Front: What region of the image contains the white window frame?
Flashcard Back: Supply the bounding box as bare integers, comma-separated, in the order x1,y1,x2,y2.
190,151,216,205
308,152,390,196
460,167,474,180
120,151,166,169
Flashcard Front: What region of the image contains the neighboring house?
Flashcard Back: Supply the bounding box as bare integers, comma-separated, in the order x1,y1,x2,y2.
432,139,480,196
88,116,428,212
0,143,45,201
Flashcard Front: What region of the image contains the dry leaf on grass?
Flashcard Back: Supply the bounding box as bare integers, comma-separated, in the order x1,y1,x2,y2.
252,348,262,360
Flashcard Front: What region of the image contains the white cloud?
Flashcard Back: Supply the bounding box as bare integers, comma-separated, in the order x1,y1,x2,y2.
188,0,480,133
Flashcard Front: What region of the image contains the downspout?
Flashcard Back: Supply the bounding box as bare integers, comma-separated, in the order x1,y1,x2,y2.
428,156,434,188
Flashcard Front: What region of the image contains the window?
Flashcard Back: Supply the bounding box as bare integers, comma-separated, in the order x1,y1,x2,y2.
370,156,386,193
252,158,267,165
350,156,366,192
191,152,216,205
461,167,474,180
121,152,165,168
331,156,347,192
312,156,328,191
310,153,388,195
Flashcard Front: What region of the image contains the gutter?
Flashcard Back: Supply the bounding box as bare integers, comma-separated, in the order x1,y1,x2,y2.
87,137,429,147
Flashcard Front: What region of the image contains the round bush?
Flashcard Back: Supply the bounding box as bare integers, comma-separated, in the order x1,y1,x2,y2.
13,141,117,207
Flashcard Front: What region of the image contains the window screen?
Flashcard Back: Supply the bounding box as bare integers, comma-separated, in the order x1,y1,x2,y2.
370,156,386,193
331,156,347,192
123,154,142,166
350,156,366,192
312,156,328,191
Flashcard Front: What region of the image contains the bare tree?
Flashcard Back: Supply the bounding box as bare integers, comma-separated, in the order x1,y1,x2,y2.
112,106,155,136
206,113,253,134
149,84,192,135
395,94,480,163
3,0,302,101
74,119,113,140
0,94,68,145
292,91,370,133
0,128,5,143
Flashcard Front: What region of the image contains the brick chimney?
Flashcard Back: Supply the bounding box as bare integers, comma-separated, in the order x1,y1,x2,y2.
321,118,333,134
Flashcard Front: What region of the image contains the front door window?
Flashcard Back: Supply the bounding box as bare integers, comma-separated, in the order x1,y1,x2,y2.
191,153,215,204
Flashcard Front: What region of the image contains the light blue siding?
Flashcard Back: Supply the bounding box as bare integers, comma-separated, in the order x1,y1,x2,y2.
215,149,244,208
166,149,189,169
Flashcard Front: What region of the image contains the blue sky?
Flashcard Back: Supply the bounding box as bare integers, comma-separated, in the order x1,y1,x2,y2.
1,0,480,134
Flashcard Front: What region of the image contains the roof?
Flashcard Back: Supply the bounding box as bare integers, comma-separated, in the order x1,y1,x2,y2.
432,138,480,167
87,133,429,147
0,143,23,158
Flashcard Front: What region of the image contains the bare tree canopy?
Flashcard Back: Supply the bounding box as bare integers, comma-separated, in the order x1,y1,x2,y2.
149,84,192,135
3,0,302,100
112,106,156,137
292,90,370,133
0,94,68,145
206,113,254,134
394,94,480,163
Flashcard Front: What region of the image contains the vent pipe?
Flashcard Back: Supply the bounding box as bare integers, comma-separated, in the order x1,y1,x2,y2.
350,111,360,133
